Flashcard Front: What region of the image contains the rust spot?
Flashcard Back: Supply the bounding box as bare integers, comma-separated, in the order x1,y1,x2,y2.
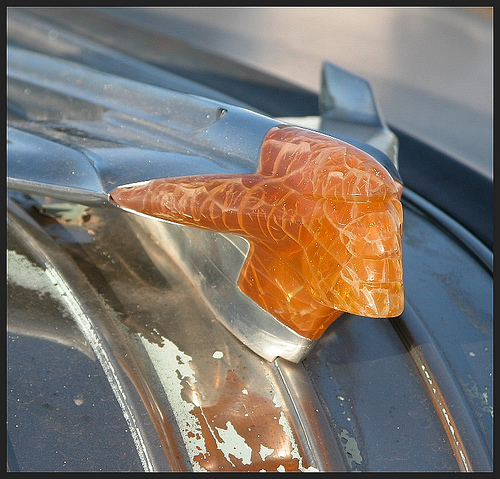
191,370,311,471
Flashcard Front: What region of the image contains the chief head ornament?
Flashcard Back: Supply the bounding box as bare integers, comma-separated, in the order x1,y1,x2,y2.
111,126,404,340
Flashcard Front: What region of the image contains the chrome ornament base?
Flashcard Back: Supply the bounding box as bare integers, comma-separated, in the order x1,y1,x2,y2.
124,210,317,363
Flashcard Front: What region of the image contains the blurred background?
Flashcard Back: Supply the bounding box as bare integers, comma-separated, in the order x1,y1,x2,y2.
116,7,493,179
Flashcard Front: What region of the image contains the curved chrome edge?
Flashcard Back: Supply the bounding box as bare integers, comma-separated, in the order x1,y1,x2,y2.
402,188,492,272
392,302,492,471
6,199,170,472
7,45,280,204
271,359,348,470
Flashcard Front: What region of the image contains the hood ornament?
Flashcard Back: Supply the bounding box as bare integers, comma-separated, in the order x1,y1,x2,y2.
7,45,404,362
111,125,404,343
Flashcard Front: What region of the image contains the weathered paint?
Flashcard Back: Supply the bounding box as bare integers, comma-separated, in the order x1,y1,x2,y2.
259,444,275,461
139,333,319,471
214,421,253,466
139,335,209,471
7,249,61,301
338,428,363,470
272,392,319,472
7,247,319,472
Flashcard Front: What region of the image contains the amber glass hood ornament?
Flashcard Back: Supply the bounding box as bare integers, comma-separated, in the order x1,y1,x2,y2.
111,126,404,341
7,46,403,362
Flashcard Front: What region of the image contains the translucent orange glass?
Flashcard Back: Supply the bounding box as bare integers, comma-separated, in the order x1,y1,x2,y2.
111,126,404,340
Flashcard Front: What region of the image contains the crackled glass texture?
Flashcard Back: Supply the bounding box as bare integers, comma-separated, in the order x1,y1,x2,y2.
111,126,404,339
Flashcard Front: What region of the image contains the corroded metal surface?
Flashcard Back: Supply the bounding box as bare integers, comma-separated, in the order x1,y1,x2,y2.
7,195,343,471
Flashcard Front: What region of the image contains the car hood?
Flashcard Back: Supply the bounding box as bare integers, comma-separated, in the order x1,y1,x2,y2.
7,7,492,472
